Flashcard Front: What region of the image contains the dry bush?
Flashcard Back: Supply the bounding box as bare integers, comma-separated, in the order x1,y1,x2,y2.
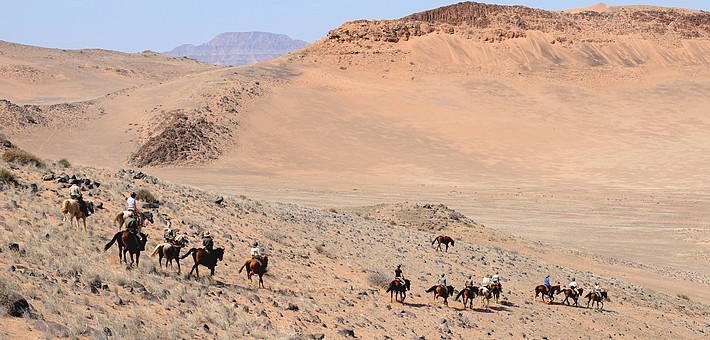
0,168,18,186
136,188,156,203
368,271,391,288
2,147,45,167
677,293,690,301
56,158,71,168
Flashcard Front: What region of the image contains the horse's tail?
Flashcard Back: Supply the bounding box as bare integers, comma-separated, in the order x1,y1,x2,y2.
455,289,464,301
60,199,69,214
431,237,437,245
150,244,163,257
180,248,197,260
238,259,250,274
425,285,437,293
104,232,121,251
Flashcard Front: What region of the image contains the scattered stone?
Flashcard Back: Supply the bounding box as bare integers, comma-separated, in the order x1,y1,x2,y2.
214,196,224,205
8,243,20,252
338,329,356,337
3,291,32,317
287,303,299,311
42,173,56,181
32,320,70,337
308,334,325,340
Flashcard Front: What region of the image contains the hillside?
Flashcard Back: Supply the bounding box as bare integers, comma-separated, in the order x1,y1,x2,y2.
165,32,309,66
0,152,707,338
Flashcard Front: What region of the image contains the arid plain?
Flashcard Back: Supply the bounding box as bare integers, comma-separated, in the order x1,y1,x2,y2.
1,2,709,338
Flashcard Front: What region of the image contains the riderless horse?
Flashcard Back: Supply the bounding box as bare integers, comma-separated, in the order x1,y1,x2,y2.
431,235,455,252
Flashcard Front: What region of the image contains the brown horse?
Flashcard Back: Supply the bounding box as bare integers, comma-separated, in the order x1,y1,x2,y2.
181,247,225,279
431,235,454,252
113,211,154,231
386,279,411,303
150,235,188,273
560,288,584,307
425,285,455,306
479,287,492,309
585,291,608,310
455,286,479,309
238,256,269,288
61,199,94,230
490,282,502,304
103,230,148,267
534,284,561,303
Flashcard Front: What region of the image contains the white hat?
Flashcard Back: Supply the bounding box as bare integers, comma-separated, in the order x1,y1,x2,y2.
203,231,211,237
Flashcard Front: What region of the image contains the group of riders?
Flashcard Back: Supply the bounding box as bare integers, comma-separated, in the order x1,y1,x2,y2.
544,274,605,297
69,185,267,263
394,265,502,294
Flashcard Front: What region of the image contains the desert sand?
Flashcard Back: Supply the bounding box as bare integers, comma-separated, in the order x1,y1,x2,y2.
1,2,709,338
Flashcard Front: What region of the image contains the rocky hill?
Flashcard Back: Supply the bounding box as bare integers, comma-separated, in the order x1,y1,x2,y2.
0,147,707,338
165,32,309,66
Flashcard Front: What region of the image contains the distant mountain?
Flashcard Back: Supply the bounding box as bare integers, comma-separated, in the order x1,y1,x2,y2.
164,32,309,66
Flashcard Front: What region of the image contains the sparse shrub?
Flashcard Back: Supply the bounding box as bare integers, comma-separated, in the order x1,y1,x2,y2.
328,207,337,214
677,293,690,301
24,115,37,124
368,271,390,288
0,168,18,186
449,211,464,221
2,147,45,167
57,158,71,168
136,188,156,203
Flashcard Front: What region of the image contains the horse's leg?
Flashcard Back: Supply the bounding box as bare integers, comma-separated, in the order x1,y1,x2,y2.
195,264,200,278
136,252,140,267
258,273,264,288
210,266,215,277
176,257,181,274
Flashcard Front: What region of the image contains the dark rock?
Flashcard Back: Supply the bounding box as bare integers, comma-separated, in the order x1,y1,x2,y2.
83,178,91,186
142,202,159,209
308,334,326,340
133,172,146,180
214,196,224,204
8,243,20,252
4,200,19,210
95,202,103,209
287,303,299,311
93,181,101,188
27,183,38,193
4,291,32,317
338,329,356,337
42,173,56,181
104,327,113,337
31,320,70,337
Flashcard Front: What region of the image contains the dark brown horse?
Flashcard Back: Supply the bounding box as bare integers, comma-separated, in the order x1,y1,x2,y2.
585,291,608,310
560,288,584,307
490,282,502,304
150,235,188,273
238,256,269,288
455,286,479,309
535,284,561,303
431,235,454,252
104,230,148,267
425,285,455,306
181,247,224,279
386,279,411,303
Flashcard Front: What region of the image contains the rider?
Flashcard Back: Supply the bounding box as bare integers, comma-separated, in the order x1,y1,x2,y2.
492,271,500,284
69,183,90,217
202,231,214,253
481,274,491,290
122,211,144,247
126,192,139,215
437,273,447,288
593,282,601,294
163,220,176,245
464,275,475,290
394,264,405,285
569,278,579,295
250,241,264,263
544,275,551,289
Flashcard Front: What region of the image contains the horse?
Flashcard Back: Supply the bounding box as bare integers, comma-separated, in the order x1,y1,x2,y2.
103,230,147,267
585,290,608,310
181,247,225,279
386,279,411,303
238,256,269,288
479,287,492,309
455,286,479,309
560,288,583,307
431,235,454,252
534,284,561,303
114,210,154,231
490,282,502,304
150,235,189,273
60,199,94,230
425,285,455,306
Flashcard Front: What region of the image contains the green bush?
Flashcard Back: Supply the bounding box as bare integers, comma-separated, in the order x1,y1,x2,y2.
2,147,45,167
25,115,37,124
677,293,690,301
0,168,18,186
136,188,156,203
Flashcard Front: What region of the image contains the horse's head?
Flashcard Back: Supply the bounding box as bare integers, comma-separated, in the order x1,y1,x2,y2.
143,211,154,224
215,247,224,261
404,279,411,291
175,235,189,247
447,285,455,296
87,201,95,214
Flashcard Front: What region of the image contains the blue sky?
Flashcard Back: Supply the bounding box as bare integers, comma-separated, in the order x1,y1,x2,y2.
1,1,707,53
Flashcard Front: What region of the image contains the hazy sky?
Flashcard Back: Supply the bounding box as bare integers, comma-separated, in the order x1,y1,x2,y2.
2,1,707,53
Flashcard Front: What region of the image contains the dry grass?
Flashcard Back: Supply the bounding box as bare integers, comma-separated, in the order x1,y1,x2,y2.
56,158,71,168
136,188,156,203
0,168,18,186
2,147,45,167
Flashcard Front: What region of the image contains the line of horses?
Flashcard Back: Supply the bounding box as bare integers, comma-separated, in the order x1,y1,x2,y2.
534,284,609,310
386,279,503,310
60,198,269,287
